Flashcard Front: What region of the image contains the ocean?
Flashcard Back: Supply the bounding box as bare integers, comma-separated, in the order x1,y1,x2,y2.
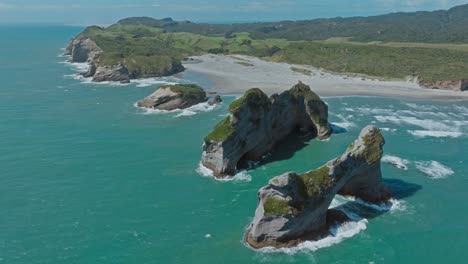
1,25,467,264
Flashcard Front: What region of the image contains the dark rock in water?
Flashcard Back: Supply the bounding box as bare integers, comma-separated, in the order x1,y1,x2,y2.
82,62,97,78
202,82,332,177
92,63,131,83
245,125,392,249
208,95,222,105
137,84,208,110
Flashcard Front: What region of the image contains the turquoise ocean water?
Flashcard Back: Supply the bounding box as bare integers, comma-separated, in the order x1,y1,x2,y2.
1,25,467,264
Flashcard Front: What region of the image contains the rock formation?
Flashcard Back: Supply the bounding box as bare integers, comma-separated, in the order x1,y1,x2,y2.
420,79,468,91
246,125,392,249
202,82,332,177
208,95,223,105
92,63,131,83
65,36,184,82
137,84,208,110
68,38,102,63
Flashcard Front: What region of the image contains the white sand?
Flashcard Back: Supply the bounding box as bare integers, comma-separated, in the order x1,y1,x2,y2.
183,54,468,100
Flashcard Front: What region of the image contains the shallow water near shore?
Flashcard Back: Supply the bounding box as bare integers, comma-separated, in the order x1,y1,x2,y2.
1,25,468,264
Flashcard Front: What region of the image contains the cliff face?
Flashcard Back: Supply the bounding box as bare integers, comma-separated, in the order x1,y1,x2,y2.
65,37,184,82
246,125,392,249
137,84,210,110
202,82,332,177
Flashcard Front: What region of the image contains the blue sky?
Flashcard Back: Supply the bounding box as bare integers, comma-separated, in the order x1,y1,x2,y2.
0,0,467,24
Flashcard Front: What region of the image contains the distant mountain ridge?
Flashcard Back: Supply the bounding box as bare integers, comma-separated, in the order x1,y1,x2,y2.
118,4,468,43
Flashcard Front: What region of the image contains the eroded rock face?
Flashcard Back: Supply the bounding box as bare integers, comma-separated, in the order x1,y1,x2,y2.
69,38,102,63
246,125,392,249
137,84,207,110
92,63,131,83
202,82,332,177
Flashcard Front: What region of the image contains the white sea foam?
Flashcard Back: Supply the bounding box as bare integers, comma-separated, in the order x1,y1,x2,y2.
60,60,89,73
375,115,453,131
137,101,219,117
382,155,409,170
380,128,397,132
408,130,463,138
196,163,252,182
353,198,406,212
331,114,356,130
131,78,179,87
255,219,368,254
415,160,454,179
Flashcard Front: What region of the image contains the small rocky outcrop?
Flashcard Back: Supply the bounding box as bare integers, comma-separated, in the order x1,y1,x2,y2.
92,63,131,83
137,84,208,110
246,125,392,249
208,95,222,105
202,82,332,177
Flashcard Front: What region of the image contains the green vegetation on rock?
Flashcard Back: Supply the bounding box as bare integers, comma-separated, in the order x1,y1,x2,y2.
288,82,322,102
167,84,204,95
228,88,270,113
361,131,385,163
204,117,235,142
299,166,333,198
263,197,290,216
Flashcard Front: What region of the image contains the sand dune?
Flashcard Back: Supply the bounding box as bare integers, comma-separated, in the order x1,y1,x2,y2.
183,54,468,100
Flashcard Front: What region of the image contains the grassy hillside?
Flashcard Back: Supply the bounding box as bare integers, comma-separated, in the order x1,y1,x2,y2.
74,23,468,84
118,4,468,43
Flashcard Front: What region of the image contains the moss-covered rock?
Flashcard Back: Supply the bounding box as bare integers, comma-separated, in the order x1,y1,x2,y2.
246,125,392,249
137,84,207,110
201,82,332,177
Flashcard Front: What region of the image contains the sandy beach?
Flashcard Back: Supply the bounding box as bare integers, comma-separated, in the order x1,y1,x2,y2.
183,54,468,100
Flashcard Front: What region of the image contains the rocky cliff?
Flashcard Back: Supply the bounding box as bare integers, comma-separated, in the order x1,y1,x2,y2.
202,82,332,177
65,37,184,82
246,125,392,249
137,84,215,110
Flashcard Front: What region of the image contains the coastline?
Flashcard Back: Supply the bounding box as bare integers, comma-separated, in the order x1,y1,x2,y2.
183,54,468,101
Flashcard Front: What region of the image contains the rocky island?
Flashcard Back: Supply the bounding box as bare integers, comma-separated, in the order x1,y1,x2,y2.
246,125,392,249
137,84,221,110
201,82,332,177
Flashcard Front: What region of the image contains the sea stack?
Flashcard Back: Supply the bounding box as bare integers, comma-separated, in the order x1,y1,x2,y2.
202,82,332,177
246,125,392,249
137,84,209,110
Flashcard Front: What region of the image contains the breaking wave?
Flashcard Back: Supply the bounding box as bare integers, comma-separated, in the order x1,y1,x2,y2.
415,160,454,179
136,101,219,117
382,155,409,170
255,219,368,254
408,130,463,138
196,163,252,183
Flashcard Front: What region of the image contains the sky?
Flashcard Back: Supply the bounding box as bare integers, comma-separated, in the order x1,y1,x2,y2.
0,0,467,25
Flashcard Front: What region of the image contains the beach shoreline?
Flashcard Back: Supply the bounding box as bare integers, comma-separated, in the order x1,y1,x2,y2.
183,54,468,101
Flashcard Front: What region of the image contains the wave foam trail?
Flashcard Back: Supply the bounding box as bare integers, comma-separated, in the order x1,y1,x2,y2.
60,61,89,73
137,101,218,117
415,160,454,179
382,155,409,170
257,219,368,254
408,130,463,138
131,78,179,87
196,163,252,183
